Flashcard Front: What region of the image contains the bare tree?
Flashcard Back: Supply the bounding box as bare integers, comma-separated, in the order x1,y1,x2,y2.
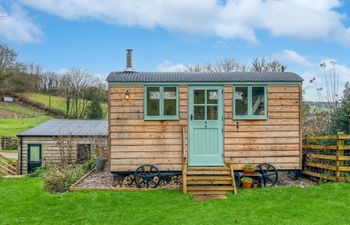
250,56,286,72
184,56,283,73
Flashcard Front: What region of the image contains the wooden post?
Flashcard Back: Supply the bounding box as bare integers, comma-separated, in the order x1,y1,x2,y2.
182,126,187,194
230,164,237,195
336,132,345,181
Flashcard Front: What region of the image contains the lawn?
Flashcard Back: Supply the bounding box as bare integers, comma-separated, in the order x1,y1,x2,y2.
0,116,50,137
25,92,108,118
1,178,350,225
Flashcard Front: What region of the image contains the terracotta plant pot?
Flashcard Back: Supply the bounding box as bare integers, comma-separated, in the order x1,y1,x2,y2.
243,169,255,174
241,181,252,188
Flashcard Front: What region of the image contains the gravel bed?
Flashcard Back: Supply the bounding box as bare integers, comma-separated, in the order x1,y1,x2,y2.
75,172,182,189
277,172,315,187
75,172,113,189
75,171,315,189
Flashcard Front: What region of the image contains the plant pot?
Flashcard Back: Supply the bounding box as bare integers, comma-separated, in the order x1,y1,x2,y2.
96,156,108,172
241,181,252,188
243,169,255,174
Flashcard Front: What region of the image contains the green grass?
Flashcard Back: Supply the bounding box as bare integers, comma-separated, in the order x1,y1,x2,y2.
25,92,108,118
0,103,39,116
1,178,350,225
0,116,50,137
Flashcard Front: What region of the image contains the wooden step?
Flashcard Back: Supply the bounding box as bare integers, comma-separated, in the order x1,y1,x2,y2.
187,176,232,181
187,170,231,175
187,186,233,191
187,167,229,171
187,180,232,185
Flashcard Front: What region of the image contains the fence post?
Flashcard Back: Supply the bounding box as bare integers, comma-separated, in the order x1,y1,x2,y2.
336,132,345,181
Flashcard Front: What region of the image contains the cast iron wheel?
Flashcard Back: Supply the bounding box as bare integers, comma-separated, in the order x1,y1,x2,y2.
257,163,278,187
134,164,161,188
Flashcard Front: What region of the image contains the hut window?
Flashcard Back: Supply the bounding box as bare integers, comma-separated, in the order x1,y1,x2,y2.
233,85,267,120
145,86,179,120
76,144,91,163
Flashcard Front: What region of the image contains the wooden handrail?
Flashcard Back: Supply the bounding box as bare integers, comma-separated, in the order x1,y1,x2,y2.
182,126,187,194
229,164,237,195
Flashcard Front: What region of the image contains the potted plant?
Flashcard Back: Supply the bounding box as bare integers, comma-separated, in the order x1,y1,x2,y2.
240,177,253,188
243,164,255,174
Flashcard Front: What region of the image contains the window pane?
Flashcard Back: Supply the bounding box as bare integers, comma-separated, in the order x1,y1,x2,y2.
207,90,218,104
164,87,177,116
147,87,160,116
234,87,248,116
29,146,40,162
207,106,218,120
252,87,265,115
194,90,205,104
194,106,205,120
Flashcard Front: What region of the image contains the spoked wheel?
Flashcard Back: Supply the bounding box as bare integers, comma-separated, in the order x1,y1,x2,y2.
257,163,278,187
134,164,161,188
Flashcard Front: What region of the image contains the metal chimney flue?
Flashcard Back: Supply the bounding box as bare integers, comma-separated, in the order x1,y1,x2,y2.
125,49,133,72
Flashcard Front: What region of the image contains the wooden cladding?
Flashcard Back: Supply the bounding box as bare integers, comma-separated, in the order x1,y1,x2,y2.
109,84,302,172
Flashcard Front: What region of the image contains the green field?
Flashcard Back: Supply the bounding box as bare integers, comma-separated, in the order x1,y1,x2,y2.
25,92,108,118
0,102,50,137
0,116,50,137
1,178,350,225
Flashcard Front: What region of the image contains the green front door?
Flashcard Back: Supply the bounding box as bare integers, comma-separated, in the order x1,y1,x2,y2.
188,86,224,166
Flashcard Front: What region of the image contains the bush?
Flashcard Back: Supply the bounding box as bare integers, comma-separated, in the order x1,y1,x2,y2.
28,166,50,178
81,157,96,171
43,166,85,193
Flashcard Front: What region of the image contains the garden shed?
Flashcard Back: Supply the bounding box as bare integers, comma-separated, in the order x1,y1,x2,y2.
17,120,108,174
106,50,303,195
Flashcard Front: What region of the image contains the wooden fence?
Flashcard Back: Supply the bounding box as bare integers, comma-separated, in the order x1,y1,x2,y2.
0,154,17,176
303,132,350,182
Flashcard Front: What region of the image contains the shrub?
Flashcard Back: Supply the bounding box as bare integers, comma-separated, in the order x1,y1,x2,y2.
81,157,96,171
240,177,253,183
43,165,85,193
28,166,50,178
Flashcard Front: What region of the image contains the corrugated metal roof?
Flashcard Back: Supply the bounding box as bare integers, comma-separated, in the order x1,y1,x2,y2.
18,120,108,137
106,71,303,83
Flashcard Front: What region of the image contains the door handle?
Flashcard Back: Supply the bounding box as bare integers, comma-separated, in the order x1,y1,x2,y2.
190,114,193,120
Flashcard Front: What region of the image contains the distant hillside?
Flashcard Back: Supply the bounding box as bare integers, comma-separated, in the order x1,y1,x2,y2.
0,102,50,137
25,93,108,119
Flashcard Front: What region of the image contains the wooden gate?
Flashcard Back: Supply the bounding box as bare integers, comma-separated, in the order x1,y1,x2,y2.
0,154,17,176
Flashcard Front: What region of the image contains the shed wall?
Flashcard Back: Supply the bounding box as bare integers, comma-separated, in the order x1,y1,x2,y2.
20,136,108,174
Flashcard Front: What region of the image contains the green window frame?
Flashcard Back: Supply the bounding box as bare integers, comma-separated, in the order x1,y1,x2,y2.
233,85,268,120
144,86,179,120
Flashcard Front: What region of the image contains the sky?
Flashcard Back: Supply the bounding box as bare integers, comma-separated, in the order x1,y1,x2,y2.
0,0,350,100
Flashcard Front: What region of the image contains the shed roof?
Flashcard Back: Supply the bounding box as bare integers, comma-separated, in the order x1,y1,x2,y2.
18,120,108,137
106,71,303,83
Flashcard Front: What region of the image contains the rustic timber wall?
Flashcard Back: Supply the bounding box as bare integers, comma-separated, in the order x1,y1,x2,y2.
109,85,188,172
224,85,301,170
109,84,301,172
20,136,108,174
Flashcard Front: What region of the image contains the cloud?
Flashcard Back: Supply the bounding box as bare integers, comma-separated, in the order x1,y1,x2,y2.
279,50,350,100
18,0,350,45
277,49,313,68
157,60,185,72
0,3,42,43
